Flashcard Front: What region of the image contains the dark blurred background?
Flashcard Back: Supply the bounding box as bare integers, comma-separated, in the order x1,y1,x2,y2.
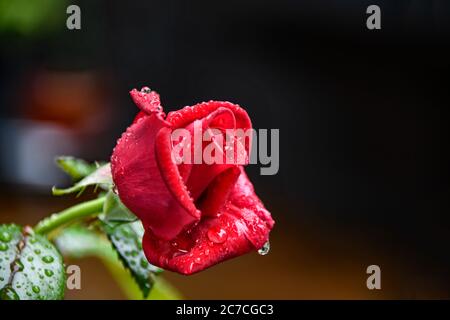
0,0,449,299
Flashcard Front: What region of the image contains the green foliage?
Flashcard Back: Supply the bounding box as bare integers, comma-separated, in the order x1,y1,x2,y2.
0,0,66,36
0,157,180,300
55,156,101,182
0,224,65,300
101,190,137,226
52,163,112,196
103,221,162,298
55,225,178,300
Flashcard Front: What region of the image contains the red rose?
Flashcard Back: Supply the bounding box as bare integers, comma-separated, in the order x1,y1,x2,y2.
111,87,274,275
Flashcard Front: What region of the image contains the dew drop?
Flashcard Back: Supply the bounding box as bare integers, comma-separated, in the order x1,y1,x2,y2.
207,226,228,244
0,231,11,242
140,258,149,268
141,87,152,94
0,286,19,300
16,260,24,271
34,249,41,255
0,243,8,251
172,249,188,258
42,256,54,263
32,285,40,294
27,256,34,262
258,240,270,256
44,269,54,277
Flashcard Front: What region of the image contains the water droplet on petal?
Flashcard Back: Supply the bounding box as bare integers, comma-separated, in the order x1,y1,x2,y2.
172,249,188,258
207,226,228,244
258,240,270,256
141,87,152,94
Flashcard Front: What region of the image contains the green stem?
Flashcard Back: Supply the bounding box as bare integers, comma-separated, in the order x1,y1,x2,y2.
34,197,106,235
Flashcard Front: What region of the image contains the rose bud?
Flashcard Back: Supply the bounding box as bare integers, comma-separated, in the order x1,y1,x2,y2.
111,87,274,275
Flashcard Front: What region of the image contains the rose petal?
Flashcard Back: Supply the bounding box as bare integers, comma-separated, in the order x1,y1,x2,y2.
182,107,240,201
112,90,275,275
142,167,274,275
130,88,164,116
167,101,251,132
111,113,199,240
155,126,200,218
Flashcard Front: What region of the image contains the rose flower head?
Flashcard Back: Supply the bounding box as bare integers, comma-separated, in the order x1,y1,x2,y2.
111,87,274,275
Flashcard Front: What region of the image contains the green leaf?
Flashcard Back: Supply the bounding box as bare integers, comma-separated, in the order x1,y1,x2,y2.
54,225,114,260
55,225,177,300
0,224,65,300
101,190,137,227
103,221,162,298
56,156,100,182
52,163,112,196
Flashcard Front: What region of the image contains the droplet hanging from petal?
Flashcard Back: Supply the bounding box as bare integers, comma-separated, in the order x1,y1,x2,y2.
258,240,270,256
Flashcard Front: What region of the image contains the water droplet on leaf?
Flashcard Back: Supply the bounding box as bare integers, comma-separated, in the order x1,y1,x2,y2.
44,269,54,277
42,256,54,263
0,286,19,300
16,260,24,271
140,258,149,268
0,231,11,242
